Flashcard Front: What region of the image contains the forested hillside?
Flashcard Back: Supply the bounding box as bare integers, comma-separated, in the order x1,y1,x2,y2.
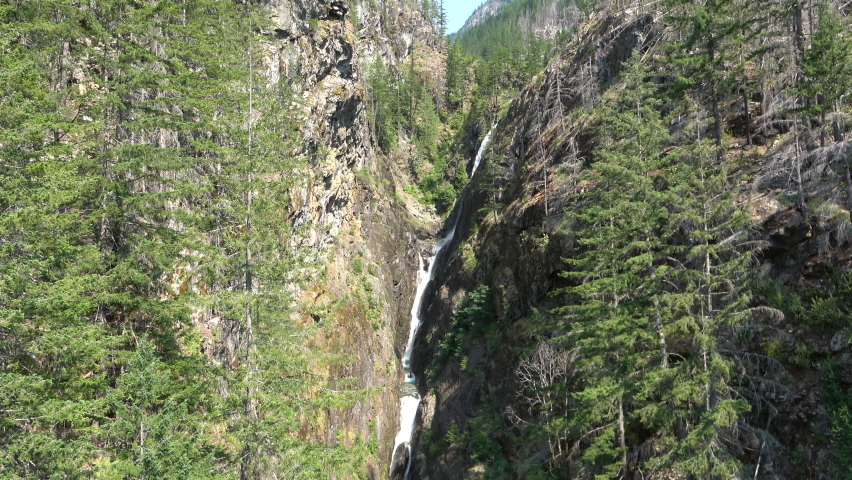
455,0,580,57
0,0,359,476
412,1,852,479
0,0,447,477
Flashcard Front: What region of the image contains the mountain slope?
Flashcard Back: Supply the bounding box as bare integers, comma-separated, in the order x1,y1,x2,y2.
459,0,512,32
414,4,852,479
456,0,583,58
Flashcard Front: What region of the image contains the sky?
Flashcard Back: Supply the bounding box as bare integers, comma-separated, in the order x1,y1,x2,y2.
444,0,486,35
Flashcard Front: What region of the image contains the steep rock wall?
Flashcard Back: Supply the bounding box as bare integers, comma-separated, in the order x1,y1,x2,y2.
229,0,447,472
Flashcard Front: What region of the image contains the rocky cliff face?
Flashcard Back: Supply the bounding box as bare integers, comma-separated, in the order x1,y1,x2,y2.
459,0,582,40
409,13,659,478
236,0,446,473
459,0,511,32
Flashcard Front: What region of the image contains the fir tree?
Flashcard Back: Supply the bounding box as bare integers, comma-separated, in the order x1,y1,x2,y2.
795,3,852,146
445,41,472,115
663,0,772,159
555,58,674,479
0,1,335,476
366,56,400,152
639,134,757,479
99,339,221,479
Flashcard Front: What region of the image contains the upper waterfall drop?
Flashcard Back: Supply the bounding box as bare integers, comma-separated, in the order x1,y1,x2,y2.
471,124,497,178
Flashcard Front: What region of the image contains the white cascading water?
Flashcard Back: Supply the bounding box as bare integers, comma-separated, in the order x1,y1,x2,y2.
470,124,497,177
390,124,496,479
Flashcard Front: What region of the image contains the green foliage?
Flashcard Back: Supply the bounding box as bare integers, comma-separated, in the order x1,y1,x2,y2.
365,52,463,211
352,255,364,275
541,56,765,478
825,368,852,479
98,339,221,479
794,4,852,119
446,423,467,444
455,0,566,67
759,270,852,332
663,0,776,151
434,286,496,370
462,246,480,277
420,0,447,35
365,56,399,151
445,41,475,114
0,1,365,476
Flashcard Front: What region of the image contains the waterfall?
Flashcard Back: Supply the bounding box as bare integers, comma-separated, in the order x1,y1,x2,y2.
471,124,497,177
390,123,497,479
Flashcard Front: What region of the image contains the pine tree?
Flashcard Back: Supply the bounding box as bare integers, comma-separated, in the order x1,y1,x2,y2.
795,3,852,146
445,42,471,115
663,0,771,159
555,58,674,479
438,0,448,36
0,3,117,474
638,134,756,479
98,339,222,478
551,57,771,478
0,1,320,475
366,56,400,152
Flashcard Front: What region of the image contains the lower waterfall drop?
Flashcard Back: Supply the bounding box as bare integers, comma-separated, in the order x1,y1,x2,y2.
390,124,496,479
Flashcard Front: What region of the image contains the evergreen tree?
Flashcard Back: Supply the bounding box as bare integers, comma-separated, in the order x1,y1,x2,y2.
1,2,117,474
438,0,448,36
663,0,771,158
552,58,766,478
795,3,852,145
1,0,242,465
98,339,221,478
555,58,674,479
0,1,343,476
366,56,400,152
195,12,363,476
445,41,473,116
638,133,757,479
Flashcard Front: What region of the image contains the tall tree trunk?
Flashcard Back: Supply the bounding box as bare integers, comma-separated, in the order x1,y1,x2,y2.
743,89,752,146
655,305,668,368
554,59,566,135
845,155,852,214
708,44,724,160
704,248,718,413
240,38,257,480
793,0,806,71
538,125,548,217
618,396,628,479
139,420,146,480
712,84,724,160
794,114,806,213
834,104,844,143
55,39,70,142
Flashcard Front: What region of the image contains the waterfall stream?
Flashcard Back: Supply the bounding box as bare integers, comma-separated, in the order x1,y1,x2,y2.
390,124,496,479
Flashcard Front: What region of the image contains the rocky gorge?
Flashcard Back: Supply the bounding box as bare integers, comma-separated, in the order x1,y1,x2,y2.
3,0,852,478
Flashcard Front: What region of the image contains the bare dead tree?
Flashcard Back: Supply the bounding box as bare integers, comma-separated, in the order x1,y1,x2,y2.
515,340,578,464
515,341,576,410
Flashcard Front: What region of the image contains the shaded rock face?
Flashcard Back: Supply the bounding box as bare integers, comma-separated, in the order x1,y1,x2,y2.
762,207,813,255
390,442,410,480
